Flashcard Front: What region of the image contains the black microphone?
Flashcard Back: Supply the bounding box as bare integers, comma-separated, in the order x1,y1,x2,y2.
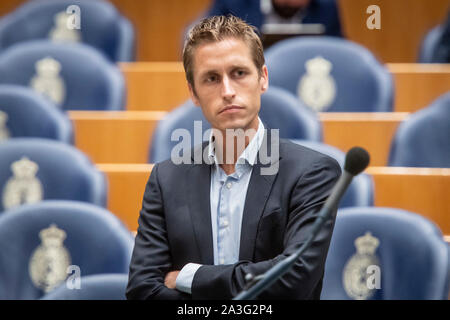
233,146,370,300
318,146,370,222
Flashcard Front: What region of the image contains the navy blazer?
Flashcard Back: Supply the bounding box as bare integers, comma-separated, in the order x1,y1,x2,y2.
127,134,341,300
206,0,343,37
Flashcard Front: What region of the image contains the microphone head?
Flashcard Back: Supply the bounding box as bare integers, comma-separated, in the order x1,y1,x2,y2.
344,147,370,176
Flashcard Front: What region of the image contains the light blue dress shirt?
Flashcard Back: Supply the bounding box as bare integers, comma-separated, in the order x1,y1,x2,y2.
176,118,265,294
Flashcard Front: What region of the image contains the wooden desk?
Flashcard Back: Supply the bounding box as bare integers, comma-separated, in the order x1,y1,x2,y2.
69,111,165,163
319,112,408,166
98,164,450,235
97,163,153,231
70,111,408,166
388,64,450,112
120,62,189,111
338,0,449,63
366,167,450,235
120,62,450,113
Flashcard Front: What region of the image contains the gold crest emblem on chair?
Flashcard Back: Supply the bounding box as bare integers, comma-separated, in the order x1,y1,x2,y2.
342,232,381,300
2,157,43,210
29,224,71,292
48,11,81,43
30,57,66,107
297,56,336,112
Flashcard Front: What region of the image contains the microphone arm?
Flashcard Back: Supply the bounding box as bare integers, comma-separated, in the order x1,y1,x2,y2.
233,169,356,300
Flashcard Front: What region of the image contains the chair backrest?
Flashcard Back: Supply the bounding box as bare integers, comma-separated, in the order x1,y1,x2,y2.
0,0,135,62
0,138,107,212
290,140,374,208
419,25,445,63
0,40,125,110
388,92,450,167
0,84,72,143
149,86,322,163
264,36,393,112
41,273,128,300
0,201,134,299
321,207,450,300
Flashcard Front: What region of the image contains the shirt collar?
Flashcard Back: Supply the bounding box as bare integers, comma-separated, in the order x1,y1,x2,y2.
208,117,265,168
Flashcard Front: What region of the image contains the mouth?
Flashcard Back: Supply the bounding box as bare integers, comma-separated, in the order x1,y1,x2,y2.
219,105,244,114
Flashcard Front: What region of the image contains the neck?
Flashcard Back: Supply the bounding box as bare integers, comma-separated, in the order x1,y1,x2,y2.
213,120,259,175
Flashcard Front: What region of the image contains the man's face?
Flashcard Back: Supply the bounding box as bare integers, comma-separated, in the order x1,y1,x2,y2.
188,38,268,133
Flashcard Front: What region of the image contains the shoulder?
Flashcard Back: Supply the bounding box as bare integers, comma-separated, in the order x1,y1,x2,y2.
279,139,341,173
152,141,208,176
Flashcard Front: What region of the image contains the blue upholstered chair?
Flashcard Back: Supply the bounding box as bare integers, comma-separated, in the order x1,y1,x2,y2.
388,92,450,167
0,138,106,212
0,40,125,110
0,201,134,299
41,273,128,300
0,84,72,143
290,140,374,208
264,37,393,112
149,86,321,163
321,207,450,300
0,0,134,62
419,25,446,63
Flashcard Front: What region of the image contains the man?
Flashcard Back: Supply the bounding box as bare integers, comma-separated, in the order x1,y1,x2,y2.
127,15,341,300
204,0,343,37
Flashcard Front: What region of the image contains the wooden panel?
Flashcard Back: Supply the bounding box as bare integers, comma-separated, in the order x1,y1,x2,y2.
319,113,408,166
98,164,450,235
109,0,211,61
338,0,449,63
97,163,153,231
120,62,189,110
0,0,24,17
2,0,449,62
120,62,450,113
0,0,211,61
69,111,165,163
388,63,450,112
366,167,450,234
71,111,407,166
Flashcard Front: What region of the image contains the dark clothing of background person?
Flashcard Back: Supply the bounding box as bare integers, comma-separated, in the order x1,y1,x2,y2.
206,0,343,37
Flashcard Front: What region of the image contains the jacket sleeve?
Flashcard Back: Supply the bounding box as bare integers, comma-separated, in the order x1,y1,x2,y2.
126,163,191,300
191,156,341,300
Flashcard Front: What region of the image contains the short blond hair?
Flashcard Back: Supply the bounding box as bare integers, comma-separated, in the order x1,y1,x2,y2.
183,15,265,89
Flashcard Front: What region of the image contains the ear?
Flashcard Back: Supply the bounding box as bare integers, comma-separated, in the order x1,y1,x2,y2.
188,82,201,107
260,65,269,93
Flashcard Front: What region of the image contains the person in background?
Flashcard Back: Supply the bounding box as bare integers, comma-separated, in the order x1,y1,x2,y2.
205,0,343,37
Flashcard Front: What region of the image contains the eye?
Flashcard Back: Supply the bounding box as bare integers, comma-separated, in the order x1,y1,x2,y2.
205,74,218,83
233,69,246,77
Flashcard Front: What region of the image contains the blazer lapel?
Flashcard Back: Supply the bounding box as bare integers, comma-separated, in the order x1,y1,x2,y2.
186,130,282,264
187,143,214,265
239,128,281,261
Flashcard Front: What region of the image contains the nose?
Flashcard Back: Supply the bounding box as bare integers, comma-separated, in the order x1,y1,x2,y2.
221,75,236,101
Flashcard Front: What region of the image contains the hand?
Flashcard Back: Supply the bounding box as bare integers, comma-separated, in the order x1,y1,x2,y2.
164,270,180,289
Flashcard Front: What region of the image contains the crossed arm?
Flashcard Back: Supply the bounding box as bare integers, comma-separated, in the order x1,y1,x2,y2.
126,158,341,300
164,271,179,289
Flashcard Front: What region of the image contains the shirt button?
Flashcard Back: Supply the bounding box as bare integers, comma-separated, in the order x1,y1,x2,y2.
220,258,225,265
226,182,232,189
222,220,229,227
